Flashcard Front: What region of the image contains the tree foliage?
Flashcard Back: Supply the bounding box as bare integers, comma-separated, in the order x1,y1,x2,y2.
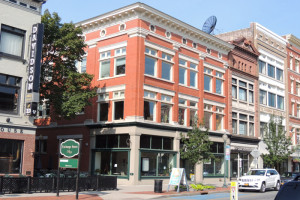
262,116,293,170
40,10,97,119
180,118,214,167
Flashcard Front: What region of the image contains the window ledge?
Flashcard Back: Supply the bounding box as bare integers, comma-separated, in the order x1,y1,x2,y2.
204,90,225,97
179,84,198,90
98,74,126,81
0,52,26,63
259,104,285,112
144,74,175,84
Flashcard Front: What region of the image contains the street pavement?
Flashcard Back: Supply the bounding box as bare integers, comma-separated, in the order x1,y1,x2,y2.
0,183,228,200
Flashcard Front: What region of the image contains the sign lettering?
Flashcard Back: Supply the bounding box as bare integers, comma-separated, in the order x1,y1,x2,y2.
26,23,44,116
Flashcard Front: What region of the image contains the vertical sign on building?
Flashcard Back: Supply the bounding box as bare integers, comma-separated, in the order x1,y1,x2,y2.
26,23,44,116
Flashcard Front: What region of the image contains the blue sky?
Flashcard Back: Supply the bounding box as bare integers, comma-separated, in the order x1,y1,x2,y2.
42,0,300,38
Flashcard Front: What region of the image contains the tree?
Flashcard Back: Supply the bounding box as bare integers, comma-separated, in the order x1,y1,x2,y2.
262,116,293,170
180,117,214,180
40,10,97,119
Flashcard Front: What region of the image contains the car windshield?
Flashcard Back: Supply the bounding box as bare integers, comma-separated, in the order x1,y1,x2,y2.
281,172,293,178
246,170,265,176
281,172,298,178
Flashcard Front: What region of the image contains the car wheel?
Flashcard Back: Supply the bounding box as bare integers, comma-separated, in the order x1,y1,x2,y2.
260,182,266,193
274,181,280,191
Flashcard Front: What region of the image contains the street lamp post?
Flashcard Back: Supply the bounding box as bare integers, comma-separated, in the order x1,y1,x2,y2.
222,133,228,188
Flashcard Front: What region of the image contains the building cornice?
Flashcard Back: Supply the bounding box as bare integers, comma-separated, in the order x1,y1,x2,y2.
76,2,234,54
285,34,300,50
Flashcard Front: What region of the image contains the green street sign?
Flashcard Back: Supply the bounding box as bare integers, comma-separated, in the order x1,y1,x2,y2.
59,158,78,168
60,139,80,158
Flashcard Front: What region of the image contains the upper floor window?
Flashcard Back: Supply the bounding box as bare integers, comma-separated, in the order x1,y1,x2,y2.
161,53,173,81
115,48,126,76
276,68,283,81
259,60,266,74
296,60,299,73
0,74,21,114
0,24,25,58
268,64,275,78
100,51,111,79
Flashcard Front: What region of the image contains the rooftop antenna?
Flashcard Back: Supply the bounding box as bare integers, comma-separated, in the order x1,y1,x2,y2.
202,16,217,35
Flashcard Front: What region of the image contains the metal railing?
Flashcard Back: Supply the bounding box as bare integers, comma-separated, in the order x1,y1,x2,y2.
0,175,117,194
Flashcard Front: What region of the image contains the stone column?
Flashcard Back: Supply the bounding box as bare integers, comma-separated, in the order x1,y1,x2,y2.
129,132,141,185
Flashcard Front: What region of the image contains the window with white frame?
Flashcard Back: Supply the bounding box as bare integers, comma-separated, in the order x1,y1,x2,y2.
239,81,247,101
144,101,155,121
204,68,212,92
277,95,284,110
239,114,247,135
76,56,87,73
100,51,111,78
189,101,197,126
204,104,212,130
144,91,156,121
113,91,125,120
291,80,294,94
268,92,276,108
215,72,223,95
114,47,126,76
296,60,299,73
0,24,25,58
190,63,198,88
98,93,109,121
178,98,186,125
179,59,187,85
161,94,172,123
259,90,267,105
260,122,267,138
259,60,266,74
248,84,254,103
216,107,223,131
161,53,173,81
276,68,283,81
232,112,237,134
297,104,300,118
290,57,293,69
249,116,254,136
292,102,295,116
145,50,157,76
297,83,300,96
232,78,237,99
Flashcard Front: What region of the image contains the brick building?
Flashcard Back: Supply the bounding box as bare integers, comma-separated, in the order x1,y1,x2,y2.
0,0,45,176
218,23,288,173
284,34,300,171
226,37,260,179
36,3,235,185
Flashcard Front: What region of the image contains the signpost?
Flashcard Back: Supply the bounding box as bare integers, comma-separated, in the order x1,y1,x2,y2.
250,149,261,168
60,139,80,158
59,158,78,168
57,139,82,199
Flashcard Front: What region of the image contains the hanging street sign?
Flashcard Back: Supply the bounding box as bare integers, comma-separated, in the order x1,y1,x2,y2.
250,149,261,158
60,139,80,158
59,158,78,168
225,145,231,160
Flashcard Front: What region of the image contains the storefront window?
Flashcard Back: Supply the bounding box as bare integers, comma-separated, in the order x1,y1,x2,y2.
203,143,225,177
141,152,174,177
140,135,175,178
0,139,23,174
94,134,130,177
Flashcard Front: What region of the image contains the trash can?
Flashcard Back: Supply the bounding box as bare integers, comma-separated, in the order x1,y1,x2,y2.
154,180,163,193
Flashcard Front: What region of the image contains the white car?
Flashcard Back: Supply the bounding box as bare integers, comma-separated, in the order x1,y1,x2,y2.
238,169,281,192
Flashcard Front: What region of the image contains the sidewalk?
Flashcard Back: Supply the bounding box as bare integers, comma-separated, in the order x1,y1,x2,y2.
0,184,230,200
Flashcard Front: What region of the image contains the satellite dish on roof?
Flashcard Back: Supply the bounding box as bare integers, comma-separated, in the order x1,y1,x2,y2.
202,16,217,34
